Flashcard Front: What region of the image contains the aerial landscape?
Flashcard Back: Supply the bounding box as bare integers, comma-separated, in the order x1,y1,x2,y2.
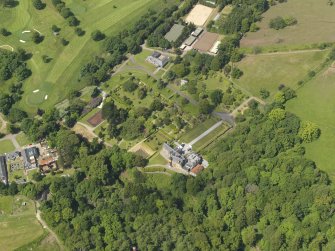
0,0,335,250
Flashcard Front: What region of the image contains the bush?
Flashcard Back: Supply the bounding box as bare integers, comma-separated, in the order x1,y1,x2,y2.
33,0,46,10
91,30,105,41
60,38,69,46
260,88,270,99
32,31,44,44
67,16,80,26
308,70,316,78
60,7,73,18
269,16,287,30
269,16,297,30
0,28,11,36
299,121,321,143
75,27,85,36
51,25,60,33
42,55,52,63
231,67,243,79
123,80,138,92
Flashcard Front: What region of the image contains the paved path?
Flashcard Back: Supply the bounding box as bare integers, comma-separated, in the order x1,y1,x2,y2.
188,121,224,146
0,133,22,151
231,96,265,117
35,202,64,251
75,122,113,147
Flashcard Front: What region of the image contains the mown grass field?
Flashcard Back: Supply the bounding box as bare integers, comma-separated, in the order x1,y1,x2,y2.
0,139,15,154
241,0,335,49
0,0,176,114
0,195,44,251
16,133,31,147
286,70,335,180
235,50,328,99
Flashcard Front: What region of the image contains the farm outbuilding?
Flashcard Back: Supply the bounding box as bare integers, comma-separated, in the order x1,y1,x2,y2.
193,32,220,52
184,35,197,46
210,41,221,54
164,24,185,42
192,27,203,37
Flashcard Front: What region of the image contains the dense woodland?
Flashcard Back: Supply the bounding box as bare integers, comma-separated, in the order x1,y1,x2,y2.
2,1,335,250
0,49,31,82
2,94,335,250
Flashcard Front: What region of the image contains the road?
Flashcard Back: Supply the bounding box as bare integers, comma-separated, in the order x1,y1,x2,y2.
35,202,64,250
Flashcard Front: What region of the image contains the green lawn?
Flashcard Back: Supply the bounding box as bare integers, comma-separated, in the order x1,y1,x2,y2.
0,139,15,154
145,172,172,190
148,153,169,166
104,69,174,100
129,49,157,72
235,50,328,99
17,233,61,251
0,195,44,251
286,71,335,180
192,123,231,152
0,0,176,114
16,133,31,147
180,117,219,143
241,0,335,49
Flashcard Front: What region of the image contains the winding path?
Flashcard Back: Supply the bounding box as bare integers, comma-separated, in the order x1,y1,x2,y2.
35,202,64,251
75,122,113,147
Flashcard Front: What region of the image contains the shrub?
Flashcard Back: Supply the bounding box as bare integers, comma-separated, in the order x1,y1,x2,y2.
32,31,44,44
91,30,105,41
60,38,69,46
33,0,46,10
123,80,138,92
231,67,243,79
269,16,297,30
0,28,11,36
260,88,270,99
67,16,80,26
75,27,85,36
299,121,321,143
269,16,287,30
51,25,60,33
